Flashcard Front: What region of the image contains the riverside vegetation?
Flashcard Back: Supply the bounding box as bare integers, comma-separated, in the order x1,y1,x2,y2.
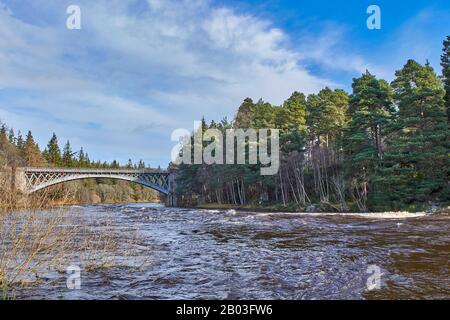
0,127,160,209
0,173,149,299
173,37,450,213
0,119,157,298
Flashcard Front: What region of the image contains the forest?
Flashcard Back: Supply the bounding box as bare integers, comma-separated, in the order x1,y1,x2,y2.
173,37,450,213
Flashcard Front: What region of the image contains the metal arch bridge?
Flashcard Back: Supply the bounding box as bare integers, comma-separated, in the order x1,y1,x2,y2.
15,167,172,195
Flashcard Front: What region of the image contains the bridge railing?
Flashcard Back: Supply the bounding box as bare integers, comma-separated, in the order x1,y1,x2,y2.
20,167,168,174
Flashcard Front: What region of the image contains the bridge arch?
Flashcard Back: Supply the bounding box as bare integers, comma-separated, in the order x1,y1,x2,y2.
16,168,171,195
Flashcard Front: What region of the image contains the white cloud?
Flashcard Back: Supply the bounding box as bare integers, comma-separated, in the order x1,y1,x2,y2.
0,0,364,165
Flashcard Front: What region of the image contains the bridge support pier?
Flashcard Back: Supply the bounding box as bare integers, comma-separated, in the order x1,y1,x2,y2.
14,168,28,194
165,170,178,207
166,193,178,207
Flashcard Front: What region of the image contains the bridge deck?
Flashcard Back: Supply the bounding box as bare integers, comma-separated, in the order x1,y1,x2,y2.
21,167,168,174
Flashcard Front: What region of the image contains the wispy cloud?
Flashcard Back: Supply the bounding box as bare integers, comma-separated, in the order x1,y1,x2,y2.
0,0,446,166
379,8,450,77
0,0,337,165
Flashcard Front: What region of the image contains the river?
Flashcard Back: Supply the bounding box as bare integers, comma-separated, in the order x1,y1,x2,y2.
13,203,450,300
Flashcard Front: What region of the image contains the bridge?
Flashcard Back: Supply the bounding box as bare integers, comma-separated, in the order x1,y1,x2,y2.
14,167,174,197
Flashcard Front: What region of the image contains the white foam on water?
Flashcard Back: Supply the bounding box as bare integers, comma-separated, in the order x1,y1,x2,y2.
341,211,426,219
204,209,220,213
226,209,237,215
254,211,428,219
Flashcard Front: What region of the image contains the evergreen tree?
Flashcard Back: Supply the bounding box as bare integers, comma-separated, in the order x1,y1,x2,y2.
209,120,217,129
343,71,393,210
23,131,45,166
8,128,15,145
78,147,86,167
111,160,120,169
307,88,349,146
62,140,74,167
45,133,61,166
252,99,276,129
0,125,8,149
379,60,448,207
85,153,91,167
127,159,133,168
234,98,255,128
16,131,24,151
277,91,308,135
441,36,450,122
344,72,393,157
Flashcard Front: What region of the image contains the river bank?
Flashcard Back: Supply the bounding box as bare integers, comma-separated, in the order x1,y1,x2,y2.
195,202,450,215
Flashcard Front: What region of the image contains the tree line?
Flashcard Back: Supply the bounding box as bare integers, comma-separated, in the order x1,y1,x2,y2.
0,128,152,170
173,37,449,212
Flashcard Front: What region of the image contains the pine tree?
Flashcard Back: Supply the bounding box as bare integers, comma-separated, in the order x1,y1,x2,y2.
8,128,15,145
111,160,119,169
16,131,24,151
252,99,276,129
272,92,307,157
346,73,393,159
45,133,61,166
379,60,448,208
343,71,393,210
85,153,91,167
127,159,133,168
277,91,308,135
0,125,8,149
209,120,217,129
78,147,86,167
307,88,349,146
62,140,74,167
441,35,450,122
23,131,45,166
234,98,255,128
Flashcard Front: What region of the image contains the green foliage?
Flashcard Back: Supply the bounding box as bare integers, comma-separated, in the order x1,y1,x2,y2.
278,92,307,134
307,87,349,145
23,131,45,166
0,125,8,148
175,37,449,212
343,72,393,199
441,36,450,122
8,128,15,145
62,140,74,167
16,131,24,151
375,60,448,206
45,133,62,166
234,98,255,128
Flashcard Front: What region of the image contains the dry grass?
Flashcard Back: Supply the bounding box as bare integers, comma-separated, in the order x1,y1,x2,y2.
0,172,149,299
0,209,72,296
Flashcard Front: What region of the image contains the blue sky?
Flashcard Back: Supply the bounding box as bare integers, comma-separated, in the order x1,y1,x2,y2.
0,0,449,167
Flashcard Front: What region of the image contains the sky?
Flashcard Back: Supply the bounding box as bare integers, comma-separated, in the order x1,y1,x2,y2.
0,0,449,167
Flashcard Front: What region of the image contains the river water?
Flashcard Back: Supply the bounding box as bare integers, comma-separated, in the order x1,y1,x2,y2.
14,203,450,300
